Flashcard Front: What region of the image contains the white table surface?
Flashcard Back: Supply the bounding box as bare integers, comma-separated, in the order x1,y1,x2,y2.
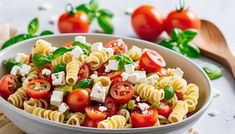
0,0,235,134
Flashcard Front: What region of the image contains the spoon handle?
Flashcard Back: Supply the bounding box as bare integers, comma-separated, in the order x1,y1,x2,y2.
227,53,235,79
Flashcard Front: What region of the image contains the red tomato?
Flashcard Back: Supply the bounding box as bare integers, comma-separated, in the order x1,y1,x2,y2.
97,64,108,76
176,91,184,100
39,64,52,84
0,74,20,100
77,64,90,82
82,117,99,128
29,54,32,63
104,96,118,117
165,9,201,35
131,5,165,41
67,89,90,112
85,106,107,121
110,81,134,103
26,79,51,99
64,41,73,48
111,76,122,85
109,71,122,80
104,39,128,54
131,108,158,128
140,49,166,73
58,11,89,33
157,102,172,118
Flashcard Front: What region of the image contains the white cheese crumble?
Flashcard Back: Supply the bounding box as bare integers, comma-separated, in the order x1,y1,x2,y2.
41,68,51,75
128,73,139,84
50,91,64,106
147,74,159,85
103,48,114,56
90,73,98,80
52,71,66,86
20,64,32,76
15,53,28,63
59,103,69,113
137,103,150,111
50,47,57,53
138,77,149,84
187,128,199,134
48,15,58,25
74,36,86,43
10,66,21,76
91,42,103,52
105,60,119,72
98,106,107,112
173,68,184,77
90,82,108,103
213,90,221,98
70,46,84,58
124,64,135,74
38,3,51,11
208,110,219,117
121,72,129,81
136,96,140,102
130,45,142,52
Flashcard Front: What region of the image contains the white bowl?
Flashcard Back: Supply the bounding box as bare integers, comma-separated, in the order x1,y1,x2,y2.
0,34,212,134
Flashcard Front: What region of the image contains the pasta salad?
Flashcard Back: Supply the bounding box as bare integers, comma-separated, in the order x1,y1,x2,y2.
0,36,199,128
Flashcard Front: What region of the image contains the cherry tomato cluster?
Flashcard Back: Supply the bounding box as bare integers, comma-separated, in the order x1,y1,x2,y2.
131,5,201,41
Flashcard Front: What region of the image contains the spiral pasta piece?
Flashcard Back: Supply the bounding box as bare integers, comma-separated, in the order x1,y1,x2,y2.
24,98,49,113
8,87,28,108
32,107,64,123
66,59,81,85
183,83,199,112
117,109,132,128
167,94,178,107
86,50,109,70
135,84,165,104
155,77,170,89
51,52,73,67
77,54,88,64
170,77,187,93
128,50,142,61
168,101,188,123
66,112,86,126
97,115,127,129
22,64,39,89
32,39,52,56
94,76,111,87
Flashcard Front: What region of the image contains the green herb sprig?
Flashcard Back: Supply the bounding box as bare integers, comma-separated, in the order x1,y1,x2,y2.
160,28,200,58
110,54,133,70
1,18,54,50
74,79,93,89
203,64,223,80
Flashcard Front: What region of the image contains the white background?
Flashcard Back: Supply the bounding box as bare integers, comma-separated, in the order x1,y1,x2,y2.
0,0,235,133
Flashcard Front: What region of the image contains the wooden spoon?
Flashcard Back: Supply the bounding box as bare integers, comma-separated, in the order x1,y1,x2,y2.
193,19,235,79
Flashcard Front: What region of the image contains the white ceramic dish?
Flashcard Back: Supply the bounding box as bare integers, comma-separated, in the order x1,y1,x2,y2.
0,34,212,134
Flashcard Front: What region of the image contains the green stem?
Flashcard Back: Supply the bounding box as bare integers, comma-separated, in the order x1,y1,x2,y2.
65,3,75,15
177,0,185,11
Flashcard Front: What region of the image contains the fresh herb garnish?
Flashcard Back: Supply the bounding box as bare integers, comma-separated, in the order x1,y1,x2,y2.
53,64,66,73
3,59,22,72
1,18,54,50
32,54,51,66
49,47,73,60
72,41,91,55
110,54,133,70
203,64,223,80
164,85,175,100
74,79,93,89
160,28,200,58
75,0,114,34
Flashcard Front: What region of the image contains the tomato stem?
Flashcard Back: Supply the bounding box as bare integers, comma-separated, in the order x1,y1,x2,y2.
176,0,185,11
65,3,76,16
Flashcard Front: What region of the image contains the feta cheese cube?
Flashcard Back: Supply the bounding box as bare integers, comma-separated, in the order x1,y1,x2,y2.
134,71,146,78
20,64,31,76
91,42,103,52
173,68,184,77
15,53,28,63
41,68,51,75
90,73,98,80
136,96,140,102
128,73,139,84
90,82,107,103
10,66,21,75
130,46,142,52
143,48,149,52
138,77,149,84
94,71,98,75
133,61,139,69
70,46,84,58
121,72,129,81
147,74,159,85
105,60,119,72
50,91,64,106
98,106,107,112
74,36,86,43
103,48,114,56
52,71,66,86
50,47,57,53
58,103,69,113
142,110,149,115
124,64,135,74
137,103,150,111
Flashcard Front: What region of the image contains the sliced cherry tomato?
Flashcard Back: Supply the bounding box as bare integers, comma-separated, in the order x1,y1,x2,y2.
39,64,52,84
67,89,90,112
29,54,33,63
131,108,158,128
0,74,20,100
58,10,89,33
64,41,73,48
111,76,122,85
82,117,99,128
85,106,107,121
77,64,90,82
157,101,172,118
109,71,122,80
131,5,165,41
140,49,166,73
110,81,134,103
104,39,128,54
97,64,108,76
176,91,184,100
26,79,51,99
104,96,118,117
165,9,201,35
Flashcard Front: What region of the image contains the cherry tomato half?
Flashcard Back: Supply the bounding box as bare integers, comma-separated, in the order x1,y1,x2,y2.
104,96,118,117
58,11,89,33
82,117,99,128
77,64,90,82
85,106,107,121
131,5,165,41
165,9,201,35
104,39,128,54
157,102,172,118
64,41,73,48
67,89,90,112
110,81,134,103
131,108,158,128
176,91,184,100
140,49,166,73
0,74,20,100
26,79,51,99
39,64,52,84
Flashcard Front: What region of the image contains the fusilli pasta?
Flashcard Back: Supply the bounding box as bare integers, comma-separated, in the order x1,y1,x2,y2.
97,115,127,129
183,84,199,112
66,59,81,85
32,39,52,55
66,112,86,126
8,87,28,108
86,50,109,70
168,101,188,123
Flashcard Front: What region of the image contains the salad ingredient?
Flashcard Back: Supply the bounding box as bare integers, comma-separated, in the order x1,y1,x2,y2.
74,79,92,89
26,79,51,99
203,64,223,80
0,74,20,99
85,106,107,121
105,39,128,54
157,102,172,118
164,85,175,100
77,64,90,81
104,96,118,117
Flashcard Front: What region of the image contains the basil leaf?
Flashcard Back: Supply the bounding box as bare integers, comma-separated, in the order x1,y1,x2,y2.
203,64,223,80
53,64,66,73
50,47,73,60
97,15,114,34
40,30,54,36
110,54,124,61
171,28,182,41
74,79,92,89
3,59,22,72
28,18,39,35
89,0,99,11
1,34,34,50
180,43,200,58
98,9,114,18
72,41,91,55
181,30,197,43
164,85,175,100
110,54,133,70
76,4,92,14
32,53,51,66
54,85,73,97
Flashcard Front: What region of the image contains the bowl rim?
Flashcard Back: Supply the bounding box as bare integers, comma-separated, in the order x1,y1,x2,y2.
0,33,212,132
